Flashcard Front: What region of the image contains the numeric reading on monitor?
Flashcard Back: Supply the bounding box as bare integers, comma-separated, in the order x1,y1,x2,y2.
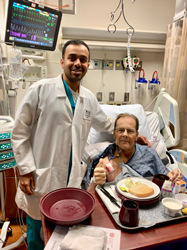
5,0,62,51
9,3,58,47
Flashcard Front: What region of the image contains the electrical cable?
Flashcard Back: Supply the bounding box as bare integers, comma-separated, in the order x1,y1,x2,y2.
14,167,28,248
144,92,163,111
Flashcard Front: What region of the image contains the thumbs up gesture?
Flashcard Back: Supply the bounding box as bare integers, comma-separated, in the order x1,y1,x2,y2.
93,158,108,185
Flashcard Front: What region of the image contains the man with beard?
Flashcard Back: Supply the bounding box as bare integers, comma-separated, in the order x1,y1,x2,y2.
11,39,114,250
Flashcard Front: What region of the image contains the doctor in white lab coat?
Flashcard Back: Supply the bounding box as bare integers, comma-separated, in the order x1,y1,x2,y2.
11,39,114,250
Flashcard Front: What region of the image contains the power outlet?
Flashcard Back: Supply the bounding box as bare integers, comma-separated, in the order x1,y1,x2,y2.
109,92,115,101
96,92,102,102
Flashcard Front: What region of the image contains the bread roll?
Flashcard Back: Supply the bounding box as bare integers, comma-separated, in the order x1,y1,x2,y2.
129,183,154,197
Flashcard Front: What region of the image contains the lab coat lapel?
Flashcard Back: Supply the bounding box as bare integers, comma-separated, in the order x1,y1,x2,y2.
55,75,73,118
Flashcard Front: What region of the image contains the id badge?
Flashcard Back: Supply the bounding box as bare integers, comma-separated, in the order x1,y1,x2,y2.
83,109,92,121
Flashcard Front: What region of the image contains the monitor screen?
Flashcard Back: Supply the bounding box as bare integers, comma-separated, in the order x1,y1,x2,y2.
4,0,62,51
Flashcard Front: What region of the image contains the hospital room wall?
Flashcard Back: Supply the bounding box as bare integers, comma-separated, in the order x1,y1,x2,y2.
1,0,176,111
51,0,175,32
44,49,164,109
40,0,175,110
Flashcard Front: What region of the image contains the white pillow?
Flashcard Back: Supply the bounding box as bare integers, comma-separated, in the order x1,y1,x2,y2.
88,104,151,144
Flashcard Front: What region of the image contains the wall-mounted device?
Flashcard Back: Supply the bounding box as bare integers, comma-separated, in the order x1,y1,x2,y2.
148,71,160,96
115,60,124,70
132,57,140,68
123,57,142,71
109,92,115,101
4,0,62,51
123,56,129,69
135,69,147,97
89,60,102,70
96,92,102,102
102,60,114,70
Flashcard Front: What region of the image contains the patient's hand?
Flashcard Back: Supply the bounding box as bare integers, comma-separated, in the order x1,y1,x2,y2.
167,169,183,183
93,158,108,185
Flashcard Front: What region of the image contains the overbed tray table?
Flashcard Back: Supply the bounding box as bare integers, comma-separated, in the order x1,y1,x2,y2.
41,190,187,250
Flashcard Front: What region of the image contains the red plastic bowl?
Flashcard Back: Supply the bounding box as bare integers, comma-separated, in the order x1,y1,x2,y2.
40,188,95,226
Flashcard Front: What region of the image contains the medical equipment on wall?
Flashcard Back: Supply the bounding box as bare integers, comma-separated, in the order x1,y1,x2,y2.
135,69,147,97
133,56,140,68
123,56,140,70
0,116,27,249
148,71,160,96
0,116,16,221
108,0,136,73
123,56,129,69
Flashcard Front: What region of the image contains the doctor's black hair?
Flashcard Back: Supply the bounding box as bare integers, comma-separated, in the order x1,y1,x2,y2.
114,113,139,131
62,39,90,61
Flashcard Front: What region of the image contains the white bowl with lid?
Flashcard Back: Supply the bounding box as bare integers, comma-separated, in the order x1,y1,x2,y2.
162,198,183,217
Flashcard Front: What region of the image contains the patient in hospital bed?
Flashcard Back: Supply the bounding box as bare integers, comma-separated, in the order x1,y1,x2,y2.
84,113,183,191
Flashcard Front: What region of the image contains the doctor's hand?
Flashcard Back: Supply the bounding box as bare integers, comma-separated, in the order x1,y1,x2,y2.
167,169,183,183
93,158,108,186
136,135,151,148
19,172,35,195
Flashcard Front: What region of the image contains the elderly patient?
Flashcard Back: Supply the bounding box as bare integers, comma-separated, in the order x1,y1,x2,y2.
85,113,183,191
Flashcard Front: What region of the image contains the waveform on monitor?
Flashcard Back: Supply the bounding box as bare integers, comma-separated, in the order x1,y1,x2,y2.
11,19,46,30
10,24,45,36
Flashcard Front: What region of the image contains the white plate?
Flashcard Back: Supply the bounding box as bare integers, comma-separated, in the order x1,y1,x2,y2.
116,177,160,201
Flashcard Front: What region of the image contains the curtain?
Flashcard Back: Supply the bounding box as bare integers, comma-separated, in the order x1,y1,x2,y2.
162,17,187,150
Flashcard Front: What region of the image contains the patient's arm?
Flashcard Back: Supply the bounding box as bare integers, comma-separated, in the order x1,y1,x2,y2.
167,169,183,183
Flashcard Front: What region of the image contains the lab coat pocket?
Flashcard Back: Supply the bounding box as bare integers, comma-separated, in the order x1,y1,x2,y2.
32,168,52,196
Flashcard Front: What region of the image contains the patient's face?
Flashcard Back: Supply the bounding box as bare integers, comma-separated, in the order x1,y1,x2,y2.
113,116,139,153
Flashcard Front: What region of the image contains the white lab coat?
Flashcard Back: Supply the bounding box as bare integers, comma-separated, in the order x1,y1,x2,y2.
11,74,114,220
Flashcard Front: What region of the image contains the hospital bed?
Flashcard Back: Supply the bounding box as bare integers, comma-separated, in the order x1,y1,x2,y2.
84,88,187,179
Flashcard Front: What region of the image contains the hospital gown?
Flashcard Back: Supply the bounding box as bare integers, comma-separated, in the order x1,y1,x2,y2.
83,143,169,189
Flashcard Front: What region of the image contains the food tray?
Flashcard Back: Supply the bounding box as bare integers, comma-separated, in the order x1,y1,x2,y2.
96,181,187,231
